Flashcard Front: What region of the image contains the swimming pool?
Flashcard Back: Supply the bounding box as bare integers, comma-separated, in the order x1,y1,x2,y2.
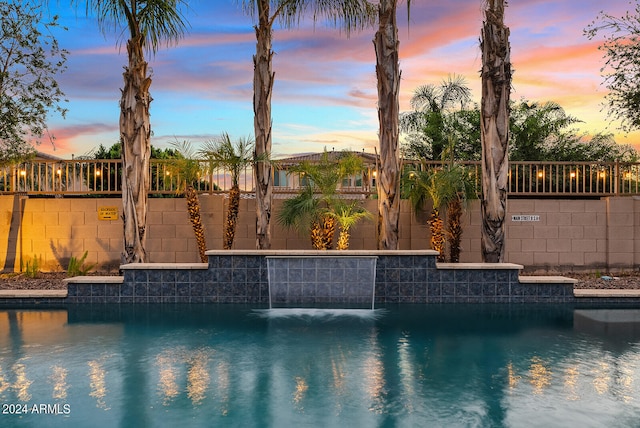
1,304,639,427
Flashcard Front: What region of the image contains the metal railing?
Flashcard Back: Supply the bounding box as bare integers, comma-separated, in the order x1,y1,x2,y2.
1,159,639,198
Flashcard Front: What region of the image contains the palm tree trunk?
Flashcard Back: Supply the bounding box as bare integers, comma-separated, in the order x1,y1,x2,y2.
320,214,335,250
253,0,273,250
428,208,446,262
374,0,401,250
224,184,241,250
185,186,207,262
120,35,151,263
480,0,511,263
447,197,463,263
310,220,325,250
337,229,350,250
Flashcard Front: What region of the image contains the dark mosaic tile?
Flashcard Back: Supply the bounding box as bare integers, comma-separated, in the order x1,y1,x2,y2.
134,270,148,283
246,256,262,269
246,269,261,282
176,271,190,283
218,256,233,269
217,268,231,283
427,283,442,297
386,283,400,297
412,256,429,269
469,282,484,297
133,296,148,304
134,283,148,297
317,268,331,283
191,270,205,283
161,282,176,296
207,256,219,269
285,258,302,269
176,283,189,297
454,270,469,283
232,256,247,269
203,282,217,296
344,269,359,283
191,296,205,303
203,296,219,303
481,270,498,283
399,283,414,297
331,269,345,283
303,268,317,282
104,296,120,303
148,283,162,297
233,269,247,284
302,258,318,269
385,256,400,268
399,269,414,283
75,284,91,297
190,283,204,296
148,296,162,303
414,284,427,297
175,297,190,304
482,283,497,296
288,268,302,282
105,285,120,297
147,271,161,283
442,282,456,296
162,271,177,283
455,283,469,297
123,271,136,283
440,270,454,282
331,283,345,296
120,297,134,303
496,283,510,296
427,270,441,284
121,282,134,297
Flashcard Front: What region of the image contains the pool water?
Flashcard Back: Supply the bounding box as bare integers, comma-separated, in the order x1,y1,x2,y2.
1,304,640,427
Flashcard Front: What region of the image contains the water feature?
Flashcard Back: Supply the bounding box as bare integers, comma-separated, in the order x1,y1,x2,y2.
266,256,377,309
1,304,640,427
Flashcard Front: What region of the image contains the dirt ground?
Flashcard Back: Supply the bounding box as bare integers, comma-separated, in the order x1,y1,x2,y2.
1,271,640,290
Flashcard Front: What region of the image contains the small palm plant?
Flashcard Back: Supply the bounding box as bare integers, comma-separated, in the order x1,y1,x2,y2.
404,168,455,262
201,133,258,250
278,150,365,250
332,201,373,250
168,141,208,262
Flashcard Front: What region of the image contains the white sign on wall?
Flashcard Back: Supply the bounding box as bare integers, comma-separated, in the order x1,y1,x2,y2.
511,215,540,222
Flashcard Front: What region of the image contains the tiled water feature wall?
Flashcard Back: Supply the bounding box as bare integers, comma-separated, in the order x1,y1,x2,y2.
267,256,377,308
50,250,582,305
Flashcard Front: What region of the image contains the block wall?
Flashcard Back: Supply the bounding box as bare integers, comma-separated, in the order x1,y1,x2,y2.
1,194,639,273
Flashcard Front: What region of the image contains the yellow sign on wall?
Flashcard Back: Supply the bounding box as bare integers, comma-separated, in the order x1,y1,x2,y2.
98,206,119,220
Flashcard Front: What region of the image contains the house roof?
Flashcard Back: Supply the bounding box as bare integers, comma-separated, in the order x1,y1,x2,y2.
277,150,378,166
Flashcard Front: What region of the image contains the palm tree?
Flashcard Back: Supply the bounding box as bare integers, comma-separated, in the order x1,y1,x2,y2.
332,201,373,250
480,0,511,262
374,0,405,250
167,141,208,262
241,0,374,250
78,0,189,263
278,150,365,249
201,133,257,250
400,75,472,160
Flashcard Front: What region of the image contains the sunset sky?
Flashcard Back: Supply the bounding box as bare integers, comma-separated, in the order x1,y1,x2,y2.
38,0,640,159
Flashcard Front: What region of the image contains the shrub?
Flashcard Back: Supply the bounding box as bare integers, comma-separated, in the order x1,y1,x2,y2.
67,251,96,277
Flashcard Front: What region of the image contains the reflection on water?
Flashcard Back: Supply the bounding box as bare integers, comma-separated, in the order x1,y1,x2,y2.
0,305,639,427
50,365,68,400
88,360,108,409
12,361,31,402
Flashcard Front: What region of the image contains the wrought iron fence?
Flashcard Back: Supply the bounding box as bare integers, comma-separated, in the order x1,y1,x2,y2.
1,159,639,198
